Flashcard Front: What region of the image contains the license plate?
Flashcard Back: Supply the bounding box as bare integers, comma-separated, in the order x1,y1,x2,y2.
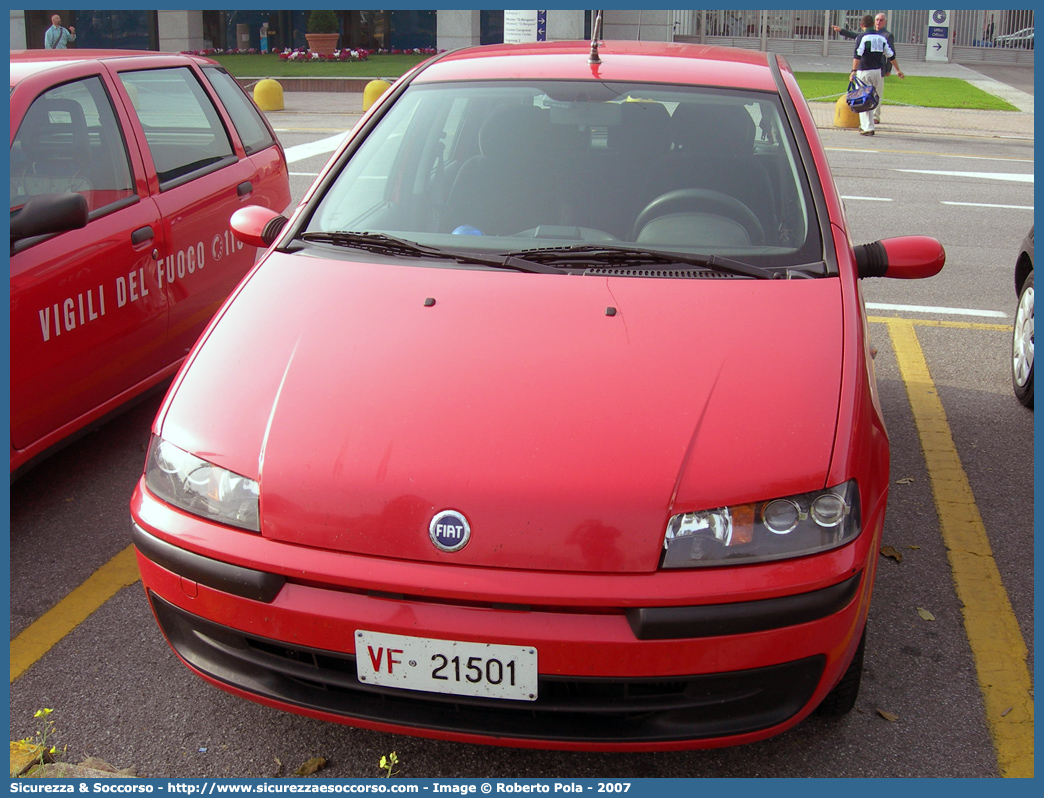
355,630,538,701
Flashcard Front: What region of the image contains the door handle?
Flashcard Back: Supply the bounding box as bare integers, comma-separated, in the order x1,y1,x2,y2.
131,226,154,245
237,181,254,197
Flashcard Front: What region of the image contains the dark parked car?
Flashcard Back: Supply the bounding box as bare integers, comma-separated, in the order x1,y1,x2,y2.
1012,227,1034,407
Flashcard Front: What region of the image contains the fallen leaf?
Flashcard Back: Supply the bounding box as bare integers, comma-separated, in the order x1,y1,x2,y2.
295,757,327,777
877,709,899,722
907,545,921,550
272,758,283,778
917,607,936,621
880,545,903,563
895,477,915,485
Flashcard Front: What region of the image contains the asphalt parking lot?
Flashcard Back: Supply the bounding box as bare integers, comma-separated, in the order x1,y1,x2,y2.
8,60,1035,780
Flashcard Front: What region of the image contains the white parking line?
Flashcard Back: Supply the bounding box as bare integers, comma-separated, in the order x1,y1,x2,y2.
824,146,1036,165
941,202,1033,210
841,196,893,201
284,133,349,164
867,302,1008,319
895,169,1034,183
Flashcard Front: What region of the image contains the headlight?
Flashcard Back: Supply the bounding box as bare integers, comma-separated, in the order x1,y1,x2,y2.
662,480,860,568
144,436,260,532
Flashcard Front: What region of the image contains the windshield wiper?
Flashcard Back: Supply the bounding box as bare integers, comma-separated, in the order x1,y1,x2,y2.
504,244,788,280
298,231,567,274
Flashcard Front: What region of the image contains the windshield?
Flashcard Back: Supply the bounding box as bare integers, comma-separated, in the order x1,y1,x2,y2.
305,80,823,271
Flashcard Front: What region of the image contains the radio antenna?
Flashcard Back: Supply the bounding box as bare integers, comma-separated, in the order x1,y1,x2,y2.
588,10,603,65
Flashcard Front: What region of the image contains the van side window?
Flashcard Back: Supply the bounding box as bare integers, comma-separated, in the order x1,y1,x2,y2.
11,76,136,215
119,67,236,188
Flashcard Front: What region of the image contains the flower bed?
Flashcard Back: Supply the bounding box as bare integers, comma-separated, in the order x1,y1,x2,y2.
182,48,258,56
376,48,441,55
279,48,370,62
181,47,441,60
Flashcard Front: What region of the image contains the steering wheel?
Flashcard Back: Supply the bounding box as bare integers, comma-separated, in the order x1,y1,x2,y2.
632,189,765,245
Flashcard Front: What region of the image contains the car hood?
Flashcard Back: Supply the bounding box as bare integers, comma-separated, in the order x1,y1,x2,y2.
161,253,844,573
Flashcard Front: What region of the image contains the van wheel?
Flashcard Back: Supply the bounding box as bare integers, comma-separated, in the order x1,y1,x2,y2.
815,627,865,717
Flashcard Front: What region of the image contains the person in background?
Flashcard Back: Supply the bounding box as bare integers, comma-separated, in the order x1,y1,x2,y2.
44,14,76,49
834,12,895,123
848,14,904,136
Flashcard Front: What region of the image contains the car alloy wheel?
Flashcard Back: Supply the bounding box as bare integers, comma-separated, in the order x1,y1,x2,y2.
1012,270,1034,408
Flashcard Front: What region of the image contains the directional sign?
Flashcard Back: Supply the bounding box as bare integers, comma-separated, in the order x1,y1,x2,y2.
925,9,950,62
504,10,548,43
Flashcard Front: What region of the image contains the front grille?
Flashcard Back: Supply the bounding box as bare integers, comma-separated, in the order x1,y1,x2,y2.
151,593,825,744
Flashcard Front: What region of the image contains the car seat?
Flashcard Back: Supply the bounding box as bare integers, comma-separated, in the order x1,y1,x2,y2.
441,104,560,236
638,103,777,244
18,98,94,200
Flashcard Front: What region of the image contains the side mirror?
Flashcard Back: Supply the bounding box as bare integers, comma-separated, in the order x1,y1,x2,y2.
230,205,288,248
855,236,945,279
10,193,89,249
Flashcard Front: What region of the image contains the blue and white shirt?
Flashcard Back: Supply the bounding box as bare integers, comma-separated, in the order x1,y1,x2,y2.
853,30,894,72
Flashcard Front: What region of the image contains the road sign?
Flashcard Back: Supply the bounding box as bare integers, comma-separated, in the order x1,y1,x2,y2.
926,9,950,62
504,10,548,43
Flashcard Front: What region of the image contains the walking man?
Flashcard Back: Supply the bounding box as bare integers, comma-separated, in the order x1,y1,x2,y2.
44,14,76,49
848,14,904,136
834,12,896,123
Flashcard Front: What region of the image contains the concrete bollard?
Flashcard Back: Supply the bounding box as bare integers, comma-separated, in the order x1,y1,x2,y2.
363,79,391,112
254,79,284,112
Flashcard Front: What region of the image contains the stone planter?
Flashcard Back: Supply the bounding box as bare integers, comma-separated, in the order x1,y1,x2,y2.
305,33,339,55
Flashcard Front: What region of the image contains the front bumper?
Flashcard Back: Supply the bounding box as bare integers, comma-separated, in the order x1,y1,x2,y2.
131,481,876,751
148,589,826,745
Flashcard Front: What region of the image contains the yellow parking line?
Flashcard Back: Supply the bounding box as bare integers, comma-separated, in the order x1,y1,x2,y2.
869,316,1011,332
885,318,1033,778
10,545,140,683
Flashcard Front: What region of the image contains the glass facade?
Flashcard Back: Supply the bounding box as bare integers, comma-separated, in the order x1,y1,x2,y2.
17,9,1028,57
74,9,152,50
207,10,431,52
481,11,504,45
20,9,436,52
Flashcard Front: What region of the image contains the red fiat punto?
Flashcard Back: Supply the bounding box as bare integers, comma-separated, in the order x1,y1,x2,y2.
131,40,944,750
10,50,290,475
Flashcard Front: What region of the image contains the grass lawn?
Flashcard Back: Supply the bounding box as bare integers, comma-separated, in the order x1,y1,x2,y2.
211,53,431,79
211,54,1021,113
793,72,1019,111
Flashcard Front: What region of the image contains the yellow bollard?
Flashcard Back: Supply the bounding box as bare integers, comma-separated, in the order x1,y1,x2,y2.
253,79,284,112
834,95,859,128
363,79,391,112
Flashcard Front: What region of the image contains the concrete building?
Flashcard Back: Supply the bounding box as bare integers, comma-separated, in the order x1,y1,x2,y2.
10,9,1033,66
